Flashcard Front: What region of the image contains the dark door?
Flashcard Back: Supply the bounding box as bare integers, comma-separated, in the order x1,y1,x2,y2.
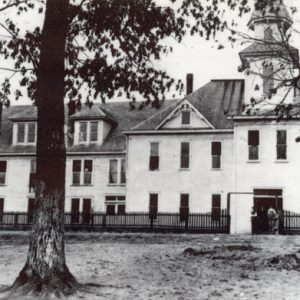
0,198,3,223
28,198,35,223
253,194,283,234
71,198,80,224
82,198,91,224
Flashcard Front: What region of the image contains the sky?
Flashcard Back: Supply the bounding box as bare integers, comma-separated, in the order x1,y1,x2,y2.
1,0,300,105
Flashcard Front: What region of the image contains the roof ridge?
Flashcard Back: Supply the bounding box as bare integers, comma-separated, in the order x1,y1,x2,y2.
131,99,181,130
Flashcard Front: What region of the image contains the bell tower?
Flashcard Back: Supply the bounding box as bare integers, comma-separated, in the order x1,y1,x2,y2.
239,1,298,109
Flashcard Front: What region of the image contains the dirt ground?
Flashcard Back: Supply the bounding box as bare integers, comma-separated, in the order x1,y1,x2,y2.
0,232,300,299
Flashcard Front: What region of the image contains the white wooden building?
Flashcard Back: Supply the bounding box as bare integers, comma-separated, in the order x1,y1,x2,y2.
0,2,300,234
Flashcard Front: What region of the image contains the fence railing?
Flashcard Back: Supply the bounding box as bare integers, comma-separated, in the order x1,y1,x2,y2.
0,210,230,233
283,211,300,233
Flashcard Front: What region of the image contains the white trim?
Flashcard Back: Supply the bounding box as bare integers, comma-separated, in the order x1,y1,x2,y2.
124,129,233,135
155,99,215,130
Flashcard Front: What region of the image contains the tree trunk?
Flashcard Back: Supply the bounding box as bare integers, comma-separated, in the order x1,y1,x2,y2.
7,0,79,297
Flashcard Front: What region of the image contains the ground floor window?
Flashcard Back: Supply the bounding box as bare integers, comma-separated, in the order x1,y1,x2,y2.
180,193,189,221
0,198,3,223
28,198,35,223
149,193,158,219
71,198,92,224
105,196,126,215
211,194,221,221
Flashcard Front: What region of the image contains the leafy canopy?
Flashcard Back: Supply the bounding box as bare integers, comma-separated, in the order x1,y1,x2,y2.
0,0,254,108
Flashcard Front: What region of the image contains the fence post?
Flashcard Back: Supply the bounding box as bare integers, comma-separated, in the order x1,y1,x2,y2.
102,213,106,229
14,213,19,227
185,215,189,230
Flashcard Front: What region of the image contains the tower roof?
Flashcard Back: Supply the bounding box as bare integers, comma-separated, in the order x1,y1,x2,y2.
248,2,292,31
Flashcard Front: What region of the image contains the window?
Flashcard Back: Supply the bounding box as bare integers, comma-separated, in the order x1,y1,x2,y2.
149,193,158,219
149,142,159,171
28,198,35,223
211,142,221,169
90,122,98,142
70,198,92,224
277,130,287,160
181,110,191,125
16,122,36,144
263,64,274,95
109,159,118,184
78,121,98,143
79,122,88,142
105,196,126,215
83,160,93,185
180,193,189,221
0,198,4,223
212,194,221,221
27,123,36,143
180,142,190,169
71,198,80,224
17,123,25,143
248,131,259,160
72,160,93,185
82,198,92,224
120,159,126,184
29,159,36,193
0,161,7,184
108,159,126,184
264,27,273,41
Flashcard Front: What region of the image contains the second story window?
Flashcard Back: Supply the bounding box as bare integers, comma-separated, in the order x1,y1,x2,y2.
0,161,7,185
72,159,93,185
180,142,190,169
16,122,36,145
277,130,287,160
79,121,98,144
211,142,222,169
79,122,88,142
29,159,36,193
181,110,191,125
109,159,126,185
149,142,159,171
248,130,259,161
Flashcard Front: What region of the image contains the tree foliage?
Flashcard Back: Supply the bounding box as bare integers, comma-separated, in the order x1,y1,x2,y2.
0,0,256,108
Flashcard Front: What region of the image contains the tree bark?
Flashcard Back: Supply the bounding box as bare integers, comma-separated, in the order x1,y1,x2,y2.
7,0,79,297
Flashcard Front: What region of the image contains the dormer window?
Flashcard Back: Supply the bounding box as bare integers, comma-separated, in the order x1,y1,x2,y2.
181,110,191,125
15,122,36,145
78,121,99,144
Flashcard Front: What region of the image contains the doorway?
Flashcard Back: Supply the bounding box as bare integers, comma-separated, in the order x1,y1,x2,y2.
252,189,283,234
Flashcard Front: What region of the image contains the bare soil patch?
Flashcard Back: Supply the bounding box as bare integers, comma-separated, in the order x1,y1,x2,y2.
0,232,300,299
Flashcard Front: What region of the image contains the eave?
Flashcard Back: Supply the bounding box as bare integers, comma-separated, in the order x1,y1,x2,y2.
124,129,233,135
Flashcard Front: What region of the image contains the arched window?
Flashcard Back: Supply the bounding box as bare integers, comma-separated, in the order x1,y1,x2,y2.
264,27,273,41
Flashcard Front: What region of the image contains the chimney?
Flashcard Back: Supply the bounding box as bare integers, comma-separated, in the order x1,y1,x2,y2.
186,73,193,95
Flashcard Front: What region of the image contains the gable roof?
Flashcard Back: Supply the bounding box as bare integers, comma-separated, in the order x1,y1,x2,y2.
69,105,117,126
132,79,244,131
0,101,175,155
